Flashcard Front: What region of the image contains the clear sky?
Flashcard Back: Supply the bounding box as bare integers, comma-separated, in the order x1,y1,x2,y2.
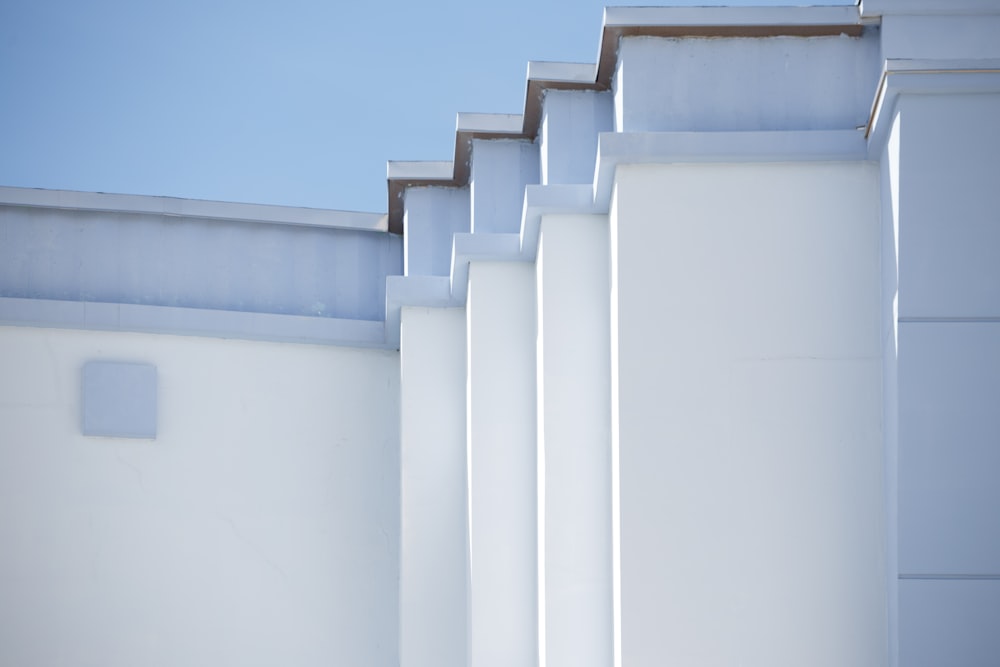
0,1,850,215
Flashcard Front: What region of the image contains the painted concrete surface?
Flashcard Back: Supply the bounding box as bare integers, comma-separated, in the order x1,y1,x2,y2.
614,33,880,133
535,214,612,667
610,162,886,666
539,91,613,186
886,88,1000,663
403,187,471,277
880,14,1000,61
898,322,1000,575
0,296,389,349
400,306,468,667
466,262,537,667
899,579,1000,667
0,204,402,321
5,4,1000,665
894,94,1000,319
0,325,400,667
879,107,902,667
470,140,540,234
593,129,867,209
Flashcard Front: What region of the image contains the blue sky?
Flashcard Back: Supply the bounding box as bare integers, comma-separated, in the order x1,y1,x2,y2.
0,1,850,214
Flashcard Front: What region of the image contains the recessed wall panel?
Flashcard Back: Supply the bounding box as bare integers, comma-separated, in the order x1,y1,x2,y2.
899,579,1000,667
898,321,1000,575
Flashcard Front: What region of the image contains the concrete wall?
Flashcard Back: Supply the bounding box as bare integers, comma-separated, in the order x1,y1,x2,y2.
539,91,613,186
470,140,540,234
399,306,467,667
535,214,612,667
891,92,1000,665
613,33,880,133
0,325,400,667
7,6,1000,666
403,188,470,277
610,161,886,666
879,108,902,667
0,205,402,321
465,261,537,667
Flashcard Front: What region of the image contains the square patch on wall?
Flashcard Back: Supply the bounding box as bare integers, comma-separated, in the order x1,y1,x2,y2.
82,361,157,439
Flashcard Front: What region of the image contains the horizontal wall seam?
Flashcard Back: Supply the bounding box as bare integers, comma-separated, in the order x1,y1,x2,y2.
899,574,1000,580
898,316,1000,323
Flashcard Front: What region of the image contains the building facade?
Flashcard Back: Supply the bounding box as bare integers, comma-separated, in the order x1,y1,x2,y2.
2,2,999,665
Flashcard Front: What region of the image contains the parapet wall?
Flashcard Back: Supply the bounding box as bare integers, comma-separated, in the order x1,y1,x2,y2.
0,188,402,347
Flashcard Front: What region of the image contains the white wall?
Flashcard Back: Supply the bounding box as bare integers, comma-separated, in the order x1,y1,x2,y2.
879,108,902,667
539,91,613,186
465,262,537,667
535,214,612,667
0,205,401,321
880,13,1000,61
891,92,1000,664
610,162,886,666
399,306,467,667
470,140,541,234
403,188,471,277
0,326,400,667
613,34,880,133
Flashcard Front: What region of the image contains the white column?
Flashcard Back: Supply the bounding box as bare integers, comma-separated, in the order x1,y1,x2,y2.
610,162,886,666
400,306,468,667
890,92,1000,664
535,214,613,667
466,261,537,667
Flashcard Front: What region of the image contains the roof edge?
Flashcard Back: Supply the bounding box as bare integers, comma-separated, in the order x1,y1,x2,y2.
0,185,389,233
386,5,865,234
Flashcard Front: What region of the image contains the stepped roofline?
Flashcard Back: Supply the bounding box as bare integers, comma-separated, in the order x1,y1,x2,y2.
385,4,864,234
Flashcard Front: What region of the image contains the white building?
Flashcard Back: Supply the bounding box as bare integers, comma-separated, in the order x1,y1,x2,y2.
2,2,999,665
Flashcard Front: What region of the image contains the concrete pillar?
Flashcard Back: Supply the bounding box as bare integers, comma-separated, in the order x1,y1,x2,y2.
535,214,612,667
610,162,886,666
400,306,468,667
465,261,537,667
890,92,1000,665
879,109,901,667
